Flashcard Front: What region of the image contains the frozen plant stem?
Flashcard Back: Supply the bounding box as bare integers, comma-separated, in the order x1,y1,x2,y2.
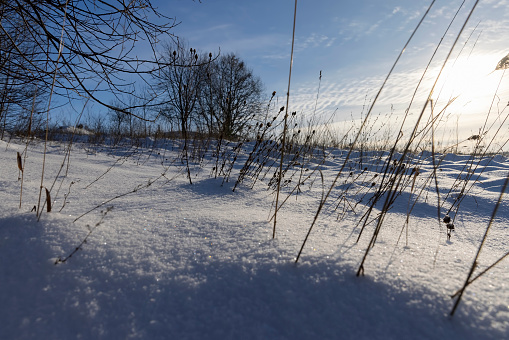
55,207,113,264
295,0,436,264
273,0,297,239
37,1,70,219
356,0,463,245
430,99,444,265
19,87,39,209
451,172,509,315
73,173,166,223
356,0,479,276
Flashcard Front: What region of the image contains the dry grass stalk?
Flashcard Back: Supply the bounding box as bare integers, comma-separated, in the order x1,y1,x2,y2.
451,172,509,315
16,152,23,172
273,0,298,239
45,188,52,212
295,0,437,264
17,151,24,208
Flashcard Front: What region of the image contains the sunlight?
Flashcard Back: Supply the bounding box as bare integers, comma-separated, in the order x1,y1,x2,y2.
432,53,506,114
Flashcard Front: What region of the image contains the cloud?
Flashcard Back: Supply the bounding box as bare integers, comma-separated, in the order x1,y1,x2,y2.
429,6,449,19
203,24,235,33
176,25,288,60
295,33,336,52
482,0,509,9
288,64,441,125
335,5,411,43
325,38,337,48
288,46,509,146
475,19,509,47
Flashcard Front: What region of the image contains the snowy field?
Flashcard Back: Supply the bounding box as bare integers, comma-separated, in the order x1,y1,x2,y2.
1,137,508,339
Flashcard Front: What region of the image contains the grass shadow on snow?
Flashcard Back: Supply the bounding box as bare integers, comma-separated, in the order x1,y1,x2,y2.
1,217,505,340
177,176,244,197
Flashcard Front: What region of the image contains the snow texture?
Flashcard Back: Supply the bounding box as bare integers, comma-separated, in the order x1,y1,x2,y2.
1,137,508,339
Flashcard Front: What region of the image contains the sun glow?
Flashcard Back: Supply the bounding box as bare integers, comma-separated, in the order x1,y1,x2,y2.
432,53,508,115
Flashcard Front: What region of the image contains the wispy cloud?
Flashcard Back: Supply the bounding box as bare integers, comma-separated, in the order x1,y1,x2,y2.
335,5,408,43
475,19,509,47
289,46,509,144
481,0,509,9
295,33,336,52
203,24,235,33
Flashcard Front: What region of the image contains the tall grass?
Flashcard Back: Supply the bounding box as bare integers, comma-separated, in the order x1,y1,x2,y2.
4,0,509,322
273,0,298,239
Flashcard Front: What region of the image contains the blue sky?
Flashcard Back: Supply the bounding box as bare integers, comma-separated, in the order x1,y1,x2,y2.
154,0,509,139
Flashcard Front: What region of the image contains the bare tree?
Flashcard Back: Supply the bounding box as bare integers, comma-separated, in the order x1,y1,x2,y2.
200,53,263,139
156,40,211,183
108,102,129,138
0,0,178,117
0,2,46,136
157,41,209,137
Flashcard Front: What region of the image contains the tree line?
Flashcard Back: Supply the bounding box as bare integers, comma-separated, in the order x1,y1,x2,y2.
0,1,265,140
155,41,263,139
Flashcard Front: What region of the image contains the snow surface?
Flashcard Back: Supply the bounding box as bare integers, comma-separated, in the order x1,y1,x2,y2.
1,137,508,339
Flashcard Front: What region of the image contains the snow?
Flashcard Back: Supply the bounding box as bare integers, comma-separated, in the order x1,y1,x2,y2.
65,126,93,134
1,137,508,339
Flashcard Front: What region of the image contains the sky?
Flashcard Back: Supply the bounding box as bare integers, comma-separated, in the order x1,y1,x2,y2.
153,0,509,141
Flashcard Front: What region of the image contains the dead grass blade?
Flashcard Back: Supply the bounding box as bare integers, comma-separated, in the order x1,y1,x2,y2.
17,152,23,172
273,0,298,239
45,187,52,212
